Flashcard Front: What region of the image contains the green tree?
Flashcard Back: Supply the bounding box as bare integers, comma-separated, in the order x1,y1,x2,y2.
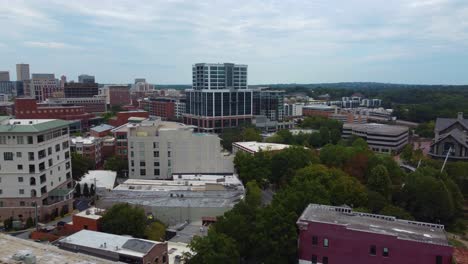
83,183,90,197
186,230,240,264
90,184,96,197
319,126,330,145
380,205,414,220
25,217,34,228
145,221,166,241
367,191,388,213
270,147,318,185
367,165,392,199
400,144,414,163
330,175,368,208
101,203,147,238
71,152,94,181
104,156,129,178
74,182,81,198
330,129,342,144
240,127,262,142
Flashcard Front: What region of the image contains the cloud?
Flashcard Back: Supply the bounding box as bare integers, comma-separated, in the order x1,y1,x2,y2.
23,41,81,49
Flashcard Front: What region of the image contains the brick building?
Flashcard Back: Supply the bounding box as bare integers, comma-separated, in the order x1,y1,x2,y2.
108,111,149,127
64,82,99,98
47,97,107,114
144,98,176,120
14,98,95,131
70,137,102,168
297,204,453,264
90,124,115,138
65,207,104,232
302,105,337,118
108,86,130,107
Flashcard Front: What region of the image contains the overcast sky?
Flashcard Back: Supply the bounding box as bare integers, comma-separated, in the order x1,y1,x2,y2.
1,0,468,84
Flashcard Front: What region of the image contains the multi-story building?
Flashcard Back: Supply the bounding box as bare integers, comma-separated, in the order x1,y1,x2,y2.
127,119,233,179
15,98,95,131
16,64,30,81
90,124,115,138
143,98,176,120
342,123,409,153
70,137,102,168
297,204,453,264
0,117,74,222
108,111,149,127
303,105,337,118
78,74,95,84
32,73,61,102
111,125,129,160
175,99,186,119
184,63,252,132
0,81,23,97
253,88,285,121
100,85,130,107
430,112,468,160
64,82,99,98
0,71,10,82
361,98,382,108
47,97,106,113
284,103,304,117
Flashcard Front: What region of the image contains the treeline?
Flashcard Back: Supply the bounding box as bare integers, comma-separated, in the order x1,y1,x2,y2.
185,139,465,263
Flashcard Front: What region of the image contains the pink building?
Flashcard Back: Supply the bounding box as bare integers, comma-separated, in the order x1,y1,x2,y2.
297,204,453,264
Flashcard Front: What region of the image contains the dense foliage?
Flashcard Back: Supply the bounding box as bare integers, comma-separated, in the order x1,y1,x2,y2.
187,138,465,264
220,126,263,151
104,155,129,177
71,152,94,181
101,203,147,238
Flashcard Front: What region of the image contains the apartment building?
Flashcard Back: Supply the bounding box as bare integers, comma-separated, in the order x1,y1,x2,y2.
0,117,74,222
253,88,285,121
127,119,233,179
342,123,409,153
70,137,102,168
297,204,453,264
32,73,61,102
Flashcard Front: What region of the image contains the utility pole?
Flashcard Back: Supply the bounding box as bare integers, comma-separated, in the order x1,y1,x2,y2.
34,202,38,231
441,147,452,173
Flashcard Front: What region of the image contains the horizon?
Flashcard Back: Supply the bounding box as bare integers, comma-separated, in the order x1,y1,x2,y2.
1,1,468,85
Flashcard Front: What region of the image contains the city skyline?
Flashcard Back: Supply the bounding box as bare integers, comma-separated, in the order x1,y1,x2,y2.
1,0,468,85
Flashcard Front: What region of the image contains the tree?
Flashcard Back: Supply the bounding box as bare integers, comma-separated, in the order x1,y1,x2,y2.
400,144,414,163
319,126,330,145
380,205,414,220
270,147,318,185
367,165,392,199
241,127,262,142
71,152,94,181
330,175,368,208
101,203,147,238
367,191,388,213
104,156,129,178
330,129,342,144
25,217,34,228
83,183,90,197
186,230,240,264
145,221,166,241
75,182,81,198
90,184,96,197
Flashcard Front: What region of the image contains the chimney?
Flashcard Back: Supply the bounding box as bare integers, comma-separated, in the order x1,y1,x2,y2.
458,112,464,121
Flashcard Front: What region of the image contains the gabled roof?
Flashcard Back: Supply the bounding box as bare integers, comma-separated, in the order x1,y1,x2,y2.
432,129,468,149
435,118,468,132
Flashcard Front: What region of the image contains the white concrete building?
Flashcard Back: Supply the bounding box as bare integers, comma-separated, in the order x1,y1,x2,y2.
342,123,409,153
175,100,186,119
0,117,74,221
232,141,293,155
284,103,304,117
127,119,233,179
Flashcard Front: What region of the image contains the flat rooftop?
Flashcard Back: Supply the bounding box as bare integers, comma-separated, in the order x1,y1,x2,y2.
0,118,70,133
59,230,163,258
298,204,449,246
79,170,117,190
233,141,291,153
74,207,105,220
0,233,112,263
343,123,408,135
71,136,99,145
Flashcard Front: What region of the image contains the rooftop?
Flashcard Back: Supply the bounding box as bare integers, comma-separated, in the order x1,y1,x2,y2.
343,123,408,135
0,233,112,263
79,170,117,190
74,207,105,220
90,124,115,133
298,204,449,246
58,230,163,258
167,241,192,264
0,118,70,133
233,141,292,154
71,136,100,145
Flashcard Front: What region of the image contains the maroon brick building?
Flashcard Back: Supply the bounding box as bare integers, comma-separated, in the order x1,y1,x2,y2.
297,204,453,264
108,86,130,107
143,98,176,120
108,111,149,127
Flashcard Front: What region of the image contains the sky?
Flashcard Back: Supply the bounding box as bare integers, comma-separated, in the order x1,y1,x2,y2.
1,0,468,85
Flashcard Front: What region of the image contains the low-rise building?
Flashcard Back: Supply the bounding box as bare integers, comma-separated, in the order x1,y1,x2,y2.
65,207,105,232
342,123,408,153
98,173,244,225
303,105,336,118
108,110,149,127
430,112,468,161
47,97,107,114
90,124,115,138
0,117,74,222
232,141,292,155
71,136,102,168
58,229,169,264
297,204,453,264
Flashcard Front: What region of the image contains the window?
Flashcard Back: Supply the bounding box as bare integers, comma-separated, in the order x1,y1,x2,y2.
322,257,328,264
28,152,34,161
154,151,159,158
139,151,145,157
20,201,25,206
19,189,24,195
27,136,33,144
168,151,171,158
65,161,70,169
18,177,23,182
38,149,46,159
55,144,60,152
153,142,159,148
383,247,389,257
167,142,172,149
140,169,146,176
370,245,376,256
17,136,24,144
39,162,45,171
48,147,52,155
312,236,318,245
131,160,134,167
312,255,317,264
154,169,160,175
436,256,442,264
16,152,22,158
29,165,35,173
323,238,329,248
37,135,44,143
62,140,69,149
17,164,23,170
131,151,134,158
168,159,171,167
140,161,146,166
4,152,13,161
65,151,70,159
154,161,160,167
48,159,53,166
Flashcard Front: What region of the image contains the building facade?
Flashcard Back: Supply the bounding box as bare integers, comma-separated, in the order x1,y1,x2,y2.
78,74,95,84
0,71,10,82
16,64,30,81
253,88,285,121
303,105,337,118
127,119,233,179
342,123,409,153
64,82,99,98
297,204,453,264
47,97,106,113
32,73,61,102
108,86,130,107
430,112,468,160
184,63,252,132
0,118,74,222
70,137,102,168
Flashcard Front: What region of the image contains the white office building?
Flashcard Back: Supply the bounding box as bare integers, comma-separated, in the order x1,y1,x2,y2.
126,119,233,179
0,117,74,222
342,123,409,153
